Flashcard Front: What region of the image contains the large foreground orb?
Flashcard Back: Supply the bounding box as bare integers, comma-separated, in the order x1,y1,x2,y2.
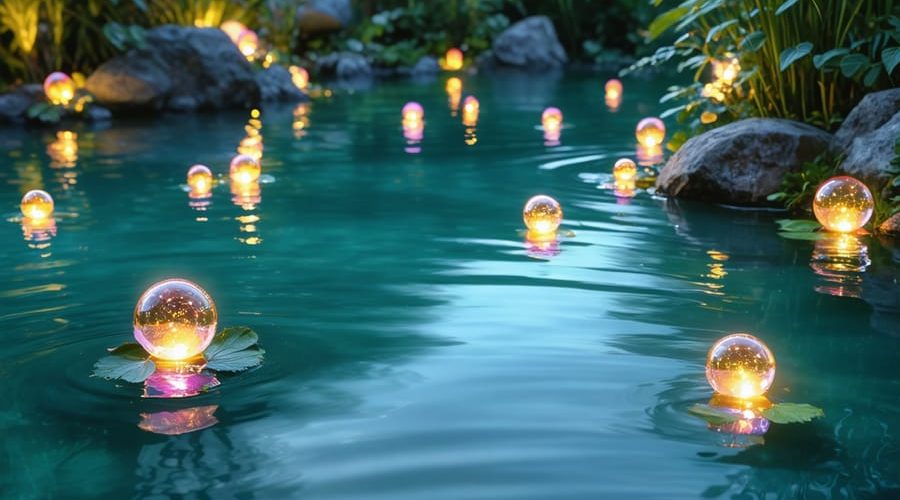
706,333,776,399
134,279,217,361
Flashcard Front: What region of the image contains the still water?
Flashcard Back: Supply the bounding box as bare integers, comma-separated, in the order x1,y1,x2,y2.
1,73,898,498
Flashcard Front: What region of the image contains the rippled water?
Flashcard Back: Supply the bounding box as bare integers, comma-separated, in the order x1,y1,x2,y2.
1,73,899,499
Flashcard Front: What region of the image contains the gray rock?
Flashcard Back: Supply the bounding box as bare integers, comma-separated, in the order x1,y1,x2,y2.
833,88,900,152
656,118,832,205
84,105,112,122
297,0,352,33
839,111,900,192
86,25,259,111
317,52,372,80
879,212,900,236
487,16,567,70
256,65,306,102
0,84,42,123
412,56,440,75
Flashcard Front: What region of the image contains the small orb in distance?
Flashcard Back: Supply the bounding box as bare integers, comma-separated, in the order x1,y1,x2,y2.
542,107,563,131
813,176,874,233
133,279,217,361
43,72,75,105
289,65,309,90
236,29,258,58
613,158,638,184
20,189,54,220
220,20,247,43
446,77,462,94
444,48,464,71
523,195,563,235
229,154,261,184
635,117,666,147
402,102,424,125
187,164,214,195
706,333,776,399
605,79,623,99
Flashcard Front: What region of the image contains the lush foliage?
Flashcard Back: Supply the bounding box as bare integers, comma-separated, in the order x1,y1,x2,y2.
767,154,840,211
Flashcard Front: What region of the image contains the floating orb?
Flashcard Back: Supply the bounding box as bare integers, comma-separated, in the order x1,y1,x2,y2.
187,164,214,197
20,189,54,220
523,194,563,235
236,29,258,58
542,107,563,132
133,279,217,361
713,57,741,84
443,47,464,71
604,78,623,99
813,176,874,233
706,333,776,399
402,102,424,126
613,158,638,184
289,65,309,90
43,72,75,106
229,154,261,184
636,117,666,147
462,96,479,127
220,20,247,43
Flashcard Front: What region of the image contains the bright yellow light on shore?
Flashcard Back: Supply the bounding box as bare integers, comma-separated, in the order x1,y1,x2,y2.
220,20,247,44
523,194,563,235
706,333,775,399
713,57,741,84
133,279,217,361
43,72,75,106
20,189,54,220
289,65,309,90
229,154,261,184
635,117,665,147
813,176,874,233
443,48,464,71
236,29,258,59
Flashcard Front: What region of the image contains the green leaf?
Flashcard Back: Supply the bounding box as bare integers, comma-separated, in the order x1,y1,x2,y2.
706,19,738,43
778,231,824,241
688,404,740,425
741,31,767,52
882,47,900,75
813,48,850,69
775,0,800,15
776,219,822,232
762,403,824,424
204,326,264,372
92,343,156,383
648,6,690,41
27,102,50,119
863,64,882,86
780,42,813,71
840,54,869,77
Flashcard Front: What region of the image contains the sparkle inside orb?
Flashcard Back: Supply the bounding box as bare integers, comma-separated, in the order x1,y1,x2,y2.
43,72,75,105
542,107,563,131
236,29,258,57
229,154,261,184
133,279,217,361
613,158,638,183
187,164,213,195
813,176,874,233
402,102,424,125
635,117,666,147
289,65,309,90
444,48,464,71
605,79,623,99
523,194,563,235
706,333,776,399
20,189,54,220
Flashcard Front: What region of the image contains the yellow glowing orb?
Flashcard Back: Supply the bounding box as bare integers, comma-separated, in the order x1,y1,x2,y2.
289,65,309,90
444,48,464,71
20,189,54,220
220,20,247,44
523,194,563,235
229,154,261,184
812,176,874,233
713,57,741,84
706,333,776,399
134,279,217,361
236,29,258,58
542,107,563,132
187,164,214,196
635,117,666,147
43,72,75,106
462,96,479,127
613,158,638,184
604,79,623,99
402,102,424,126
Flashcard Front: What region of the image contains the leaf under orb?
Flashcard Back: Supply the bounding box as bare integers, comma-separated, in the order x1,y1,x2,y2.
203,327,265,372
687,404,741,425
92,343,156,383
762,403,824,424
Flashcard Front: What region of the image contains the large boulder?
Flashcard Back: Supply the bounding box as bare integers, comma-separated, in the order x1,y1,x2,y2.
837,108,900,192
86,25,259,111
316,52,372,80
297,0,352,34
656,118,832,205
879,212,900,236
832,88,900,152
255,65,307,102
485,16,567,70
0,84,42,123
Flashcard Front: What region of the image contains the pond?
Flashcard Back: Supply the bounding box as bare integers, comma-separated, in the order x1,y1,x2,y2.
1,73,898,498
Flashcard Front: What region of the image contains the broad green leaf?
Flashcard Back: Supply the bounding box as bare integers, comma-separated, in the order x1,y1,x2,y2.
706,19,738,43
882,47,900,75
92,343,156,383
206,346,265,372
863,65,882,86
688,404,741,425
204,327,264,372
840,54,869,77
775,0,800,15
648,7,690,41
813,48,849,69
778,231,824,241
762,403,824,424
776,219,821,232
780,42,813,71
27,102,50,119
741,31,767,52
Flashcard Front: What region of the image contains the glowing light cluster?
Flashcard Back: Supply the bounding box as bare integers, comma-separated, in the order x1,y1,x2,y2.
706,333,775,399
229,154,261,184
43,72,75,106
812,176,874,233
236,29,259,59
712,57,741,84
635,117,665,148
20,189,54,220
442,48,464,71
133,279,217,361
220,20,247,43
523,195,563,236
289,65,309,90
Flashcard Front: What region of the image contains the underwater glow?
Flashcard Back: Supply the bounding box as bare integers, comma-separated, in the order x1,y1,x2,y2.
20,189,54,220
443,48,464,71
604,79,623,99
187,164,214,197
402,102,424,127
636,117,666,147
133,279,217,361
236,29,259,58
289,65,309,90
462,96,480,127
813,176,874,233
523,194,563,235
229,154,261,184
706,333,776,399
446,77,462,114
43,72,75,106
220,20,247,43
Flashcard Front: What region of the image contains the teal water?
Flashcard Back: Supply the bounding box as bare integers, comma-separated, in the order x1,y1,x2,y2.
1,73,898,499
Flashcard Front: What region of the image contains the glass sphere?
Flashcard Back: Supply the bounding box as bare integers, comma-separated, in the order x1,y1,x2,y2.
43,72,75,105
133,279,217,361
635,117,666,147
220,20,247,43
605,79,623,99
542,107,563,130
289,65,309,90
613,158,638,183
229,154,261,184
813,176,874,233
236,29,258,57
187,164,213,194
523,194,563,234
20,189,54,220
445,48,464,71
402,102,424,124
706,333,776,399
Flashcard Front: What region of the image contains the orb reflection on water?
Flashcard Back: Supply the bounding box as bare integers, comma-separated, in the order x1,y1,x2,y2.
813,176,874,233
706,333,775,399
133,279,217,361
523,195,563,235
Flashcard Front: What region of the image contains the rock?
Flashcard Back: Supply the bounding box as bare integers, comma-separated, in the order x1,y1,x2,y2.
879,212,900,236
411,56,440,75
316,52,372,80
656,118,832,205
86,25,259,111
255,65,306,102
297,0,352,34
84,105,112,122
832,89,900,152
839,111,900,192
487,16,567,70
0,84,42,123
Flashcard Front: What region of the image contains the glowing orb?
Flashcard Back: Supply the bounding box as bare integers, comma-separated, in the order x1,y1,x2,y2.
220,20,247,43
289,65,309,90
402,102,424,126
812,176,874,233
613,158,638,184
604,79,623,99
713,57,741,84
229,154,261,184
133,279,217,361
20,189,54,220
542,107,563,132
523,195,563,235
446,77,462,93
236,29,258,58
444,48,464,71
43,72,75,106
462,96,479,127
706,333,776,399
636,117,666,147
187,164,213,196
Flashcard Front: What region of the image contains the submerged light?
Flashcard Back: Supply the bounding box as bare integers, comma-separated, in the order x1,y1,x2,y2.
133,279,217,361
706,333,776,399
812,176,874,233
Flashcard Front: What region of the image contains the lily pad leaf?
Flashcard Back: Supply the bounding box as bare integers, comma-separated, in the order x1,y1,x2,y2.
204,327,264,372
762,403,824,424
776,219,822,232
688,404,741,425
92,343,156,383
778,231,824,241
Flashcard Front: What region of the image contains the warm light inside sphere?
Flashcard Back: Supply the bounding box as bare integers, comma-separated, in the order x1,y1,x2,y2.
187,164,213,196
236,29,258,58
462,96,479,127
604,79,623,99
635,117,666,147
43,72,75,106
812,176,874,233
229,154,261,184
613,158,638,184
706,333,776,399
133,279,217,361
402,102,424,126
289,65,309,90
220,20,247,43
523,194,563,235
542,107,563,132
444,48,464,71
20,189,54,220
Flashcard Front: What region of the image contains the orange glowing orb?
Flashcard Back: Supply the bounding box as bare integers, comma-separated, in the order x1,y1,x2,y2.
43,72,75,106
523,194,563,235
462,96,479,127
444,48,464,71
635,117,666,147
446,77,462,94
187,164,214,196
133,279,217,361
542,107,563,132
20,189,54,220
220,20,247,44
613,158,638,184
813,176,874,233
604,78,623,99
236,29,258,58
402,102,424,126
229,154,261,184
706,333,776,399
289,65,309,90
